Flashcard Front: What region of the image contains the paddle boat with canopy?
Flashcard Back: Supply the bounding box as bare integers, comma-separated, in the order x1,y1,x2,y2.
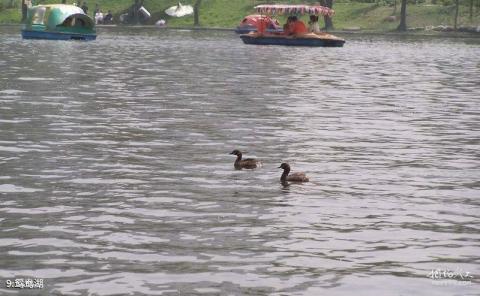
22,4,96,41
240,4,345,47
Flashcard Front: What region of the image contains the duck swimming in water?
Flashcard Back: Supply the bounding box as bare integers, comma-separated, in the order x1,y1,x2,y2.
279,163,309,183
229,149,261,169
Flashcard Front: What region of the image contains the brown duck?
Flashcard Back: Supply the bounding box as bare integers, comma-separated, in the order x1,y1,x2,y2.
279,163,309,183
229,149,261,169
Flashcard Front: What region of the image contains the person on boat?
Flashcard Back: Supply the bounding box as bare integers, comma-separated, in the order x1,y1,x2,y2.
283,16,294,34
292,16,308,35
308,15,320,33
284,16,307,36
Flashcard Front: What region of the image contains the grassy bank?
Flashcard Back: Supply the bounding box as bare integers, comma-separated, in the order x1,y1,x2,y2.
1,0,479,31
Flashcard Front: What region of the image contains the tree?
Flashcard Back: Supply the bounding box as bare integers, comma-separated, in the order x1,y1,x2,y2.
392,0,397,15
320,0,334,30
469,0,473,21
21,0,28,22
397,0,407,31
129,0,144,24
194,0,202,27
454,0,459,30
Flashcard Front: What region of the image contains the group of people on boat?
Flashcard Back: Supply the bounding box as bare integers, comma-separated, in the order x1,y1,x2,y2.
257,14,321,36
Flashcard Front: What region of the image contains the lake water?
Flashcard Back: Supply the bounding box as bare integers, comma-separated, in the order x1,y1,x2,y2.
0,26,479,295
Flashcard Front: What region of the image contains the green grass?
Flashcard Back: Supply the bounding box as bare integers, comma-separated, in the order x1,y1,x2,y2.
1,0,479,31
143,0,255,27
332,3,480,31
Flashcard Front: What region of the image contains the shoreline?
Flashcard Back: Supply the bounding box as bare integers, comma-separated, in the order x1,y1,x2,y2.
2,23,479,39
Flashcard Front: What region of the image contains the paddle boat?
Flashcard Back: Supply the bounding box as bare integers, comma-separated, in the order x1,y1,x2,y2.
239,4,345,47
22,4,96,41
235,14,282,34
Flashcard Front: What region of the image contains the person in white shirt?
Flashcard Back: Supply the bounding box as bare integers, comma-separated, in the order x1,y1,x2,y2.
308,15,320,33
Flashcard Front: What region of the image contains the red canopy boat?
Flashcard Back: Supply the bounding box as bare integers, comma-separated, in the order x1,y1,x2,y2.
240,4,345,47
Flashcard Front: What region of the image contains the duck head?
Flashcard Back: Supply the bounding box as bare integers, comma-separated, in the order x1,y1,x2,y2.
229,149,241,156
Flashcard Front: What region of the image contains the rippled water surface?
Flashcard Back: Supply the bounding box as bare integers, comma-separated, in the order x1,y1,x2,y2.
0,27,479,295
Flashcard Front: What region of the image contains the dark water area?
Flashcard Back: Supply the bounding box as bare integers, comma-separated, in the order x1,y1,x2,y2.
0,26,479,295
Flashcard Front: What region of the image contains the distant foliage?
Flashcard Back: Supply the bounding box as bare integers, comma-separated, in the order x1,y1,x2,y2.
0,0,16,11
349,0,379,3
0,0,15,10
439,0,470,5
440,0,454,5
344,0,433,3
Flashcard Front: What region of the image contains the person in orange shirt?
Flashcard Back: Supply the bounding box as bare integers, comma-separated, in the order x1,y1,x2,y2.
291,16,308,35
284,16,308,36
